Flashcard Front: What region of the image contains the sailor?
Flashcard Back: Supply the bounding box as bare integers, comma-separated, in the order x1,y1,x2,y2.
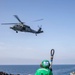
35,60,53,75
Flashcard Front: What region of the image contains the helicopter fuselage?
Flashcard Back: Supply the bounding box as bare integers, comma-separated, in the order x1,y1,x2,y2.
10,24,42,34
2,15,43,35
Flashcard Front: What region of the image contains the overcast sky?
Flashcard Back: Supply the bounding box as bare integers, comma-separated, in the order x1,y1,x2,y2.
0,0,75,65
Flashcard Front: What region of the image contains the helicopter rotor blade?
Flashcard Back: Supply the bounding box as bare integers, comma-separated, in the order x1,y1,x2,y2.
14,15,23,24
33,19,44,22
1,23,18,25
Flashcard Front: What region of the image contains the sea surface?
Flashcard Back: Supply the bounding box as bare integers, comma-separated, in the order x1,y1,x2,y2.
0,65,75,75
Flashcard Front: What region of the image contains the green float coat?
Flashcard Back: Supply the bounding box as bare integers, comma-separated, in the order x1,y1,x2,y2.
35,68,53,75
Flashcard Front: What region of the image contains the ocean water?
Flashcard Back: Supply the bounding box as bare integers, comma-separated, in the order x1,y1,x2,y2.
0,65,75,75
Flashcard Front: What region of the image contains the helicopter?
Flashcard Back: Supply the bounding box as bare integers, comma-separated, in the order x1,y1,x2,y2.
1,15,43,36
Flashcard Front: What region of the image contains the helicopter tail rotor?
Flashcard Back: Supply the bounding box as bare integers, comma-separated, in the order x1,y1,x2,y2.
38,25,42,29
36,25,43,34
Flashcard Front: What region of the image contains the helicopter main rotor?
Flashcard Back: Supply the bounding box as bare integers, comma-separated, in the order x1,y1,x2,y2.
1,15,43,26
1,15,25,26
14,15,24,24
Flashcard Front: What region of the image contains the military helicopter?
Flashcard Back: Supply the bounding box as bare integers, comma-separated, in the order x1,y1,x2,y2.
2,15,43,36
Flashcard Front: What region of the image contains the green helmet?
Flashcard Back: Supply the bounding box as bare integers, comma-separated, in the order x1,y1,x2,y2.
41,60,50,68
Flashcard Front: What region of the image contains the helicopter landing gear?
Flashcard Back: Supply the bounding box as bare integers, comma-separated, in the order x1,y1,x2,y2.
35,34,37,36
16,31,18,33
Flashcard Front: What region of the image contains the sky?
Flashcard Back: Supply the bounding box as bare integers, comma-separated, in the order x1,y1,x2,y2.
0,0,75,65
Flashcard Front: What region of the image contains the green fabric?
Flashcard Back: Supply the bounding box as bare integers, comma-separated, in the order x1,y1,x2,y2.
35,68,53,75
